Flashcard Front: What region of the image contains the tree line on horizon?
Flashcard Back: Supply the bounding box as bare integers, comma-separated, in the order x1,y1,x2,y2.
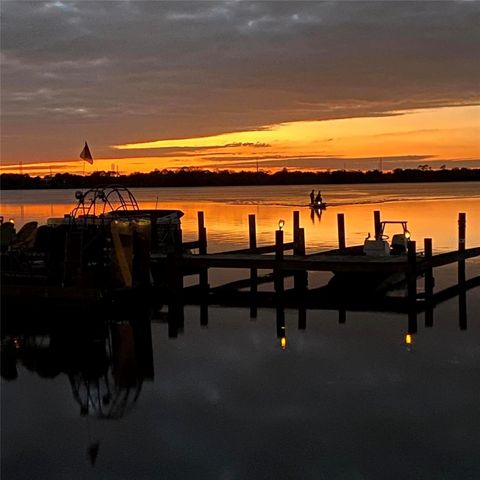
1,167,479,190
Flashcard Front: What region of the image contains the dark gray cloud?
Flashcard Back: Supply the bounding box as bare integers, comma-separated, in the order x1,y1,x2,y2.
1,1,479,164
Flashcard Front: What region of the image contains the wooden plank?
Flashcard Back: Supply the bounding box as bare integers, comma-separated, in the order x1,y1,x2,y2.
432,275,480,305
210,272,294,291
173,253,411,273
220,242,295,255
420,247,480,269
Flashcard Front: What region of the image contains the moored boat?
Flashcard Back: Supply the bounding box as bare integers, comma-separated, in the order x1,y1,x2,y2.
1,185,184,308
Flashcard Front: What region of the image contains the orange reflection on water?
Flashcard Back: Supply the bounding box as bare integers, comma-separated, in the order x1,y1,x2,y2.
141,198,480,253
1,197,479,253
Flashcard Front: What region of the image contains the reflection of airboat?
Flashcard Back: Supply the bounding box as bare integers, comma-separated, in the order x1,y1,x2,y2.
69,320,151,420
1,314,154,465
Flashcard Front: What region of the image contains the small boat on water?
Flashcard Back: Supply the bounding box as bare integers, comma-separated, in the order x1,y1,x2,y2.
309,202,327,210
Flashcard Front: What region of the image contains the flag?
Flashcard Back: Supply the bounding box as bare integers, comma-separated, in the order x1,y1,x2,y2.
80,141,93,164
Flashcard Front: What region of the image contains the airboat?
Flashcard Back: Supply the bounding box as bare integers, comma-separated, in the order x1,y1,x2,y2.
1,185,184,307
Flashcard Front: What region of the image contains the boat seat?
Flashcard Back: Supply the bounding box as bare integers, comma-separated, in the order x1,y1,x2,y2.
1,222,16,252
10,221,38,250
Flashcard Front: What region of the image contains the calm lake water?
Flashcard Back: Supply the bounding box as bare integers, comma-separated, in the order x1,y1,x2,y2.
2,182,480,479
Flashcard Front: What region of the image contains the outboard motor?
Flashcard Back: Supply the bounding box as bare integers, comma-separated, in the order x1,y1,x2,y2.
391,234,407,255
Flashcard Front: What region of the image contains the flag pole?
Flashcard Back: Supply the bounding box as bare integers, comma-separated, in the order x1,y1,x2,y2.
80,141,93,190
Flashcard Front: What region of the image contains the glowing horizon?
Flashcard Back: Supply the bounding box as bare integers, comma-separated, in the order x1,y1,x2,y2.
1,105,479,176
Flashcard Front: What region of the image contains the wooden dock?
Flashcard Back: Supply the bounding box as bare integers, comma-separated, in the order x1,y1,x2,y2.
151,210,479,338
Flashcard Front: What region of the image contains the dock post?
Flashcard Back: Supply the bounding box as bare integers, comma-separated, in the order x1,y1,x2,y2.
407,240,417,333
293,211,300,249
248,214,258,318
339,309,346,324
274,229,284,293
249,214,257,251
458,213,467,330
374,210,381,239
249,214,258,318
197,211,209,291
337,213,346,250
296,227,307,328
424,238,434,327
458,212,466,284
294,228,308,292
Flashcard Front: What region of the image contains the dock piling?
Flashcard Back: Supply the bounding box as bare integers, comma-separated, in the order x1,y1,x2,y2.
374,210,381,239
458,212,466,284
424,238,434,327
197,211,209,290
274,229,284,293
294,228,308,291
337,213,346,250
249,214,258,316
458,213,467,330
293,211,300,249
407,240,417,332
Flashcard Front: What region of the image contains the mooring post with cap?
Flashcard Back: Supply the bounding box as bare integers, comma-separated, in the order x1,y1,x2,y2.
407,240,417,333
274,228,284,293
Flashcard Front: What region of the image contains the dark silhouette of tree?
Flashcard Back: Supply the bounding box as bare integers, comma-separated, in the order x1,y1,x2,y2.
1,167,479,190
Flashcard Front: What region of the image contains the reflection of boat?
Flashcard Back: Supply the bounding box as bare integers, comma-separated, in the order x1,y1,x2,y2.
309,202,327,210
1,311,154,466
1,185,184,307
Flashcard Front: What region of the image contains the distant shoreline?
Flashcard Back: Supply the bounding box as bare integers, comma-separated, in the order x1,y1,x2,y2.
1,167,479,190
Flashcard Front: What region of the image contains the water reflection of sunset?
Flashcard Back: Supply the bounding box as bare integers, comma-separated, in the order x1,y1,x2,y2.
3,196,479,254
156,199,480,253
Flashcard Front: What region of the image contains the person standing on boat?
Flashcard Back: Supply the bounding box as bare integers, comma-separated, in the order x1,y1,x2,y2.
310,189,315,205
315,191,323,205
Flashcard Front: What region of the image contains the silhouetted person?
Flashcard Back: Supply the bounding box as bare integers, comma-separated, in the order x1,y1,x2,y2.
310,189,315,205
315,191,323,204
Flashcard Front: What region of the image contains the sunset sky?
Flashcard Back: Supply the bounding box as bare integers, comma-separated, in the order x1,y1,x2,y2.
1,1,479,175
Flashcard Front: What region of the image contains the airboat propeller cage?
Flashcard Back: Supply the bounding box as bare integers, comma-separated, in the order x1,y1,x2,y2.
42,185,184,288
63,185,184,252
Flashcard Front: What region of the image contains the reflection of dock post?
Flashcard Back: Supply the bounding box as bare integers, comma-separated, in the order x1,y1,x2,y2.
407,240,417,333
337,213,346,250
276,304,286,339
200,303,208,327
424,238,434,327
167,252,183,338
249,214,258,318
198,211,209,291
274,229,284,293
458,213,467,330
374,210,381,239
298,307,306,330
